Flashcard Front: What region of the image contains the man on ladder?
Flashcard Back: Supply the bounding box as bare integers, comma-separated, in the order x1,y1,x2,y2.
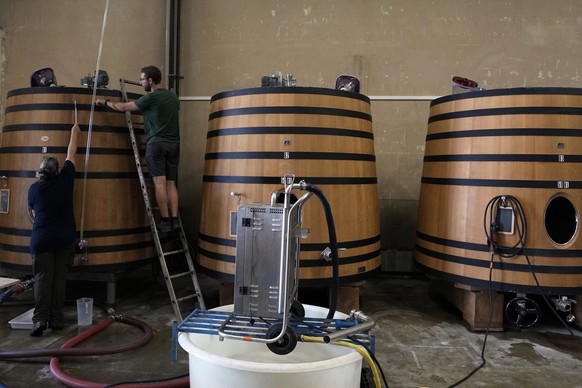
96,66,204,320
96,65,179,233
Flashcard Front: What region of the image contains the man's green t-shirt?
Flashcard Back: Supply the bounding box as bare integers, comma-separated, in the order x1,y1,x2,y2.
135,88,180,144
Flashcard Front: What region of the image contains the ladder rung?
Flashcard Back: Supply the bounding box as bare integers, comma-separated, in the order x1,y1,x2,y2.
176,294,199,303
169,270,193,280
163,249,185,257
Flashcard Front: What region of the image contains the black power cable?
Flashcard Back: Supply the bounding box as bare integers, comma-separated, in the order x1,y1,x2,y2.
447,195,519,387
449,194,579,387
483,195,527,259
484,196,575,334
447,248,494,388
349,337,390,388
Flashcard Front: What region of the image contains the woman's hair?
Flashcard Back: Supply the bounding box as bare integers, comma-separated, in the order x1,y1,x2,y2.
36,156,59,179
141,65,162,84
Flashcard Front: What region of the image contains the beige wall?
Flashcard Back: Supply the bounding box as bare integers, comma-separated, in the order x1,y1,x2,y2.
2,0,582,268
0,1,167,92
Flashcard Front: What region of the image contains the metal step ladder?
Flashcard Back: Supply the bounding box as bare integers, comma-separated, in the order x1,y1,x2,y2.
119,78,206,321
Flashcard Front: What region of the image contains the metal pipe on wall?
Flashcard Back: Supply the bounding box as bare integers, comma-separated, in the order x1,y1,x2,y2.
165,0,170,84
166,0,181,95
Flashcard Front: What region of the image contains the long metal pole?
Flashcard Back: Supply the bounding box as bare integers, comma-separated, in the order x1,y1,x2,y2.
78,0,110,256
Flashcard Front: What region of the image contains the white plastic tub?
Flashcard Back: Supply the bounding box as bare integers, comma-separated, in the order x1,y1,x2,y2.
178,305,362,388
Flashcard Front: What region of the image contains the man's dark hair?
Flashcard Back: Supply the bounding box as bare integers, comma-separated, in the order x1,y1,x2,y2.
141,66,162,84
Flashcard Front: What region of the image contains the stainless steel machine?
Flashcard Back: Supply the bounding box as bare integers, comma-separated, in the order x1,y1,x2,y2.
173,175,375,358
233,182,308,319
219,175,312,354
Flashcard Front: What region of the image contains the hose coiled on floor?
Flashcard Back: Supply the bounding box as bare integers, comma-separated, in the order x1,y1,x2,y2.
0,315,188,387
0,316,152,359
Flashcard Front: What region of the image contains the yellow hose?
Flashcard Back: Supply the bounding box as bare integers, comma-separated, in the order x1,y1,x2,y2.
301,335,382,388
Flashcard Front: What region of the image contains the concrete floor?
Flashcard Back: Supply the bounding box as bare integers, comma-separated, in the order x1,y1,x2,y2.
0,266,581,387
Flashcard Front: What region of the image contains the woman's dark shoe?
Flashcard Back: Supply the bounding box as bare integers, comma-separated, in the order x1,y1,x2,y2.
30,321,47,337
49,322,64,330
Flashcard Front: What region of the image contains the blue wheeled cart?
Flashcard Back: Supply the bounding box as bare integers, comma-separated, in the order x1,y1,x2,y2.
174,175,375,358
172,307,375,360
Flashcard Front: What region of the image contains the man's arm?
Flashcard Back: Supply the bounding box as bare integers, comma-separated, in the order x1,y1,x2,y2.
95,99,139,112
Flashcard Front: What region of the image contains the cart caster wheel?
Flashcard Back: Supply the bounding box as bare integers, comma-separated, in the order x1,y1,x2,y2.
266,323,298,355
291,300,305,318
505,296,541,328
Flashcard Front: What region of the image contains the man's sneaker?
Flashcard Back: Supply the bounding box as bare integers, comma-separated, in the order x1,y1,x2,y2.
171,217,181,232
158,218,173,233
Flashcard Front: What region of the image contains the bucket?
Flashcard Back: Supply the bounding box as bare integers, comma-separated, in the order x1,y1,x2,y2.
0,87,156,271
178,304,362,388
76,297,93,326
415,87,582,294
197,87,381,286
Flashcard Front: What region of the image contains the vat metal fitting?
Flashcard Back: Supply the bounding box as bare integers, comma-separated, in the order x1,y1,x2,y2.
321,247,346,262
322,309,375,343
555,296,576,323
78,239,89,261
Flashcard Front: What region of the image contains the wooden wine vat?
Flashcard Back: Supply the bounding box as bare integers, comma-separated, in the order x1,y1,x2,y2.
197,87,381,285
416,87,582,294
0,87,156,272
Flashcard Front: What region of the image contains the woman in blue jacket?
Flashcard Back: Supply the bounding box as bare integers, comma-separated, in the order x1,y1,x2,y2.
28,123,80,336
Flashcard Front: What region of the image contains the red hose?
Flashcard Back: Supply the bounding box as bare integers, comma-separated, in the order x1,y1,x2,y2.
0,316,151,358
48,315,189,387
0,314,188,387
49,316,115,388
